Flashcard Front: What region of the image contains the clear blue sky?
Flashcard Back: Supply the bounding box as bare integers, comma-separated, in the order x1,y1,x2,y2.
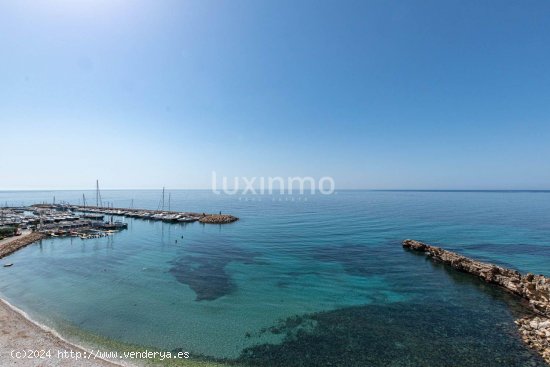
1,0,549,190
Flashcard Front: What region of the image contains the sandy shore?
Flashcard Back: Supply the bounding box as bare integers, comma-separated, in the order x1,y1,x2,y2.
0,298,130,367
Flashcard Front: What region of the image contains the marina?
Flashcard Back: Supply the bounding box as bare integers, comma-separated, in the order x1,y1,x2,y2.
0,199,239,268
0,201,239,252
1,205,128,240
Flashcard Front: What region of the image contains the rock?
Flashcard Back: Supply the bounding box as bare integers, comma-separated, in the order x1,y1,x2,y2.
516,316,550,365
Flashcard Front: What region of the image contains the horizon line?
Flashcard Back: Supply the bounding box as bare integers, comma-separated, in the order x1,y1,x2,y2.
1,188,550,192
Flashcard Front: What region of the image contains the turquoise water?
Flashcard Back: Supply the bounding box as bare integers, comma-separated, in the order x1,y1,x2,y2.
1,190,549,366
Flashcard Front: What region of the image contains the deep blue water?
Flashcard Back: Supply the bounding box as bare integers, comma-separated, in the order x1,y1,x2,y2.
0,190,549,366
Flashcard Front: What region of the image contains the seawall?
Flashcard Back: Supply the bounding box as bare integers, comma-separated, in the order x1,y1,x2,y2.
0,232,46,259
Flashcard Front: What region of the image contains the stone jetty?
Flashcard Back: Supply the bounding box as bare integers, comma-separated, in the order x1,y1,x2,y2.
0,232,46,259
198,214,239,224
402,239,550,365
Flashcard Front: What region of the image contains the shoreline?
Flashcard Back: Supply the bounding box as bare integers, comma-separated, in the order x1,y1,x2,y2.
0,297,132,367
0,297,233,367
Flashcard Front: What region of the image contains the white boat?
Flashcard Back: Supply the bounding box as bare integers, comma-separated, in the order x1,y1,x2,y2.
178,217,197,223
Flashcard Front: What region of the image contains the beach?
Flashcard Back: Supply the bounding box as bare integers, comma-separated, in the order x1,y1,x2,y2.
0,299,126,367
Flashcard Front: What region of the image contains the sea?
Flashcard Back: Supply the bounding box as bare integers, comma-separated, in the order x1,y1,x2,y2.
0,190,549,366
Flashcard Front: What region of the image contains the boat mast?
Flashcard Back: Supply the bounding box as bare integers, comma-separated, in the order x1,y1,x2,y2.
96,180,103,207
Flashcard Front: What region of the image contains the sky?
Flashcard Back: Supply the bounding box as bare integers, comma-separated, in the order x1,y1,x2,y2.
1,0,550,190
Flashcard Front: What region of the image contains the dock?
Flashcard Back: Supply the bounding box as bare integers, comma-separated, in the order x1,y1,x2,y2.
1,206,129,240
70,206,239,224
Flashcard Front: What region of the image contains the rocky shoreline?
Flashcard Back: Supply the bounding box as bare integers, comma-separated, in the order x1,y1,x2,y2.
402,239,550,365
0,232,46,259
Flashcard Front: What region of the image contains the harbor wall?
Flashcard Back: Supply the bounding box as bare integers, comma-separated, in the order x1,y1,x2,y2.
0,232,46,259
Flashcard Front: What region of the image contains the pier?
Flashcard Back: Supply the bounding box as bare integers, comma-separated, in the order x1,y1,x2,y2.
71,206,239,224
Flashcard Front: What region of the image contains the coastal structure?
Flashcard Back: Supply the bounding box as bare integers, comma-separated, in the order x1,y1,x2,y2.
1,206,128,237
72,205,239,224
76,181,239,224
0,203,239,262
0,232,46,259
402,239,550,364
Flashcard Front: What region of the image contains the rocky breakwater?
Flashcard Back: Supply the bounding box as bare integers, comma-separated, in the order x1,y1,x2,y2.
402,239,550,365
198,214,239,224
517,317,550,363
0,232,46,259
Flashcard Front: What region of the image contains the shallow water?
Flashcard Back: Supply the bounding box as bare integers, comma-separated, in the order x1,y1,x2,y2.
0,190,549,365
